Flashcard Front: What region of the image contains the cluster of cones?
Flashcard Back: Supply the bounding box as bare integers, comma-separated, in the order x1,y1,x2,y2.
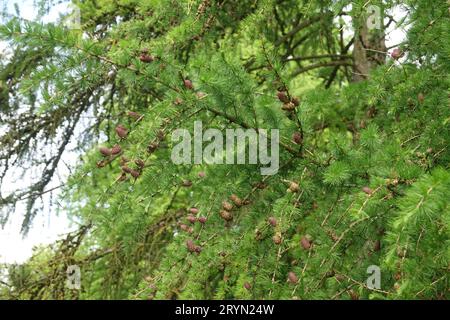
97,112,146,181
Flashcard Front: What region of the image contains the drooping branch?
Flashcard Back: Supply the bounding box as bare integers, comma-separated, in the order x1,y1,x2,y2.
0,76,106,233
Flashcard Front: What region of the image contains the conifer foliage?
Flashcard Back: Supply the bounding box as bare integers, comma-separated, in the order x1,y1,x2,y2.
0,0,448,299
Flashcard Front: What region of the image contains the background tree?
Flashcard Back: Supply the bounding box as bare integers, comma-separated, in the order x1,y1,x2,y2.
0,0,448,299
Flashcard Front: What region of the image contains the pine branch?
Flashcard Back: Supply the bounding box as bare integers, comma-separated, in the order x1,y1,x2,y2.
291,60,353,78
284,54,352,62
274,15,322,46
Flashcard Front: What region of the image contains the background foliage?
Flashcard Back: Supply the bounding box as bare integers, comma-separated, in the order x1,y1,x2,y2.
0,0,448,299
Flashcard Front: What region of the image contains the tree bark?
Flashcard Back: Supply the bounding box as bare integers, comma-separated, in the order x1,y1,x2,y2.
352,9,387,82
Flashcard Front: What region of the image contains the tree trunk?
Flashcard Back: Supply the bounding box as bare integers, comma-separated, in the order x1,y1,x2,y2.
352,9,387,81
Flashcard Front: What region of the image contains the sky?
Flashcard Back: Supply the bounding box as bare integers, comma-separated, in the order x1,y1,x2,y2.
0,1,409,264
0,0,77,264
